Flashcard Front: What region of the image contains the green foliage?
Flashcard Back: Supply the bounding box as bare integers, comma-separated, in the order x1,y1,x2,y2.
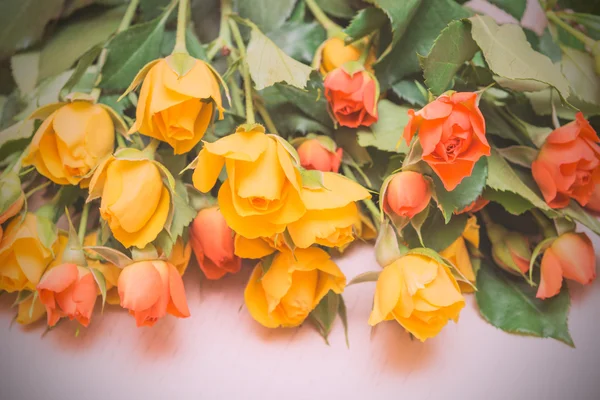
421,20,478,96
476,261,574,347
309,291,347,345
315,0,358,19
343,7,388,44
367,0,422,58
486,0,527,20
560,46,600,108
237,0,297,33
391,80,427,106
483,188,533,215
403,209,467,252
269,22,326,64
357,100,410,153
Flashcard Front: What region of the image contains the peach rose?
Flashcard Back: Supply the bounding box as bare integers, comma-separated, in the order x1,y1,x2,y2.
324,64,378,128
404,92,490,191
532,113,600,209
297,138,343,173
118,260,190,327
537,232,596,299
384,171,431,219
190,207,241,280
37,263,98,327
586,184,600,213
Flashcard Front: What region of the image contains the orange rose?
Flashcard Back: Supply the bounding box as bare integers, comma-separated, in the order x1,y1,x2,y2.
297,137,343,173
404,92,490,191
118,260,190,327
324,64,378,128
537,232,596,299
189,206,241,280
37,263,98,327
532,113,600,209
586,184,600,213
455,196,489,214
384,171,431,219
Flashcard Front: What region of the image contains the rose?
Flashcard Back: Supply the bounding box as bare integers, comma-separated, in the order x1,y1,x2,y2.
234,234,287,259
118,260,190,327
455,196,489,214
537,232,596,299
128,56,224,154
244,248,345,328
368,253,465,341
0,213,56,292
287,172,371,249
16,295,46,325
0,172,25,224
296,137,343,173
339,210,377,253
192,124,305,239
37,263,98,327
486,220,531,276
88,149,171,249
383,171,431,219
168,238,192,276
23,101,115,185
586,184,600,213
317,37,375,75
404,92,490,191
324,64,378,128
439,216,479,292
190,206,241,280
532,112,600,209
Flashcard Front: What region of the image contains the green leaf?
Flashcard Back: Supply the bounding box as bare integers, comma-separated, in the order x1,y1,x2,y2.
403,209,467,252
538,28,562,63
100,4,174,90
268,21,326,64
308,291,340,345
61,44,103,98
391,80,427,106
347,271,381,286
475,260,574,347
315,0,358,19
237,0,296,33
98,94,132,116
367,0,422,59
469,15,571,99
410,205,430,247
483,188,533,215
487,0,527,20
11,51,41,95
562,201,600,236
38,6,126,82
334,128,373,166
343,7,388,43
375,0,470,89
486,148,553,213
0,120,35,159
36,214,58,253
300,169,325,189
261,252,276,275
245,24,313,90
421,20,478,96
433,157,488,222
356,100,410,153
560,46,600,107
374,218,404,267
559,12,600,40
166,180,196,240
89,267,107,310
338,295,350,348
0,172,23,214
0,0,63,59
84,246,133,268
496,145,538,168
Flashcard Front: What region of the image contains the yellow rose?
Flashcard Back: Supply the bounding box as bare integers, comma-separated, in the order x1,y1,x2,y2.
128,57,224,154
88,149,171,249
338,210,377,253
192,124,305,239
23,101,115,185
245,247,346,328
287,172,371,249
16,294,46,325
368,253,465,341
317,37,376,75
0,213,56,292
439,216,479,293
234,233,287,259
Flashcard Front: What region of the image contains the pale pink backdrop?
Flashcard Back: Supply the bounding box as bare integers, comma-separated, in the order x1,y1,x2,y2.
2,1,600,399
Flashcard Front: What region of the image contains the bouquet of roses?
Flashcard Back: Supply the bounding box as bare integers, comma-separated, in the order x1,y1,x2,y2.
1,0,599,347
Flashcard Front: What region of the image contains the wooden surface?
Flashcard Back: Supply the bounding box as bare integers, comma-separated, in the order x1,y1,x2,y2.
0,235,599,399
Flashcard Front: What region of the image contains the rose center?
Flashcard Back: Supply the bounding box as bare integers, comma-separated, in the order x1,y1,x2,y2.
250,197,270,210
575,170,591,186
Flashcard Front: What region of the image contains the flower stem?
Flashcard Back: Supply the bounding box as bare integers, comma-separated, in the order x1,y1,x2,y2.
546,11,595,48
25,180,51,199
254,94,278,135
78,202,91,244
530,209,557,239
229,18,255,124
144,138,161,156
174,0,189,54
304,0,341,36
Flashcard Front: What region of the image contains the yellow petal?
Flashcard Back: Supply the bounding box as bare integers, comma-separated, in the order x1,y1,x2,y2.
462,215,480,248
234,234,275,259
203,125,268,161
192,148,225,193
278,269,319,327
235,138,285,200
260,251,294,312
287,203,357,249
401,255,439,295
301,172,370,210
244,264,281,328
368,260,404,326
418,265,464,308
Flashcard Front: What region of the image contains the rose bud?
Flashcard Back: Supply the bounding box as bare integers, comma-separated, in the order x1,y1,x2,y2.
23,101,115,186
487,222,532,276
384,171,431,219
318,37,362,74
37,263,98,327
537,232,596,299
532,112,600,209
324,63,378,128
118,260,190,327
368,253,465,342
190,206,241,280
404,92,490,191
127,56,224,154
296,137,343,173
0,172,25,224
